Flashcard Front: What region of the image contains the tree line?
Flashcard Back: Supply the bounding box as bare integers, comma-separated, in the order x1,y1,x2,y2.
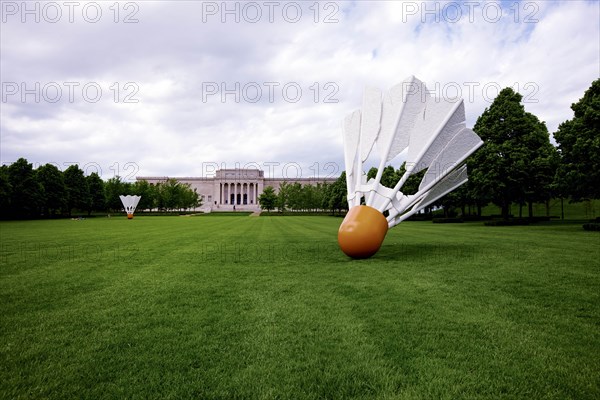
456,79,598,219
257,179,348,214
0,163,201,219
2,80,597,220
259,79,599,219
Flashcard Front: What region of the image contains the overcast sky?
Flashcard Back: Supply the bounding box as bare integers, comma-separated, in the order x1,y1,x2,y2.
1,0,598,180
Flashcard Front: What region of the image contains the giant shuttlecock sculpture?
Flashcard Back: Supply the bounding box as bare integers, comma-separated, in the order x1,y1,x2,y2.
338,76,483,258
119,195,141,219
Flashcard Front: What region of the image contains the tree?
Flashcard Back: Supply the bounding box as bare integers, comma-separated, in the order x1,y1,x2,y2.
470,88,554,220
450,182,484,217
37,163,66,216
521,116,558,218
396,163,424,196
133,180,155,211
287,182,303,211
490,111,559,219
104,176,132,212
554,79,600,201
152,179,200,211
86,172,105,215
312,182,326,211
7,158,42,218
438,186,466,217
258,186,277,212
367,165,400,189
0,165,12,219
159,179,182,211
303,183,323,212
277,181,290,212
321,182,332,211
328,172,348,215
180,187,201,210
300,183,313,211
63,165,89,216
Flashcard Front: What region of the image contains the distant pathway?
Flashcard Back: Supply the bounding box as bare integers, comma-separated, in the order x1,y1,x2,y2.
249,211,262,217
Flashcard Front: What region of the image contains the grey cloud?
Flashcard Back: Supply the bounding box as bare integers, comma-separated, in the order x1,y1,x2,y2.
1,1,598,179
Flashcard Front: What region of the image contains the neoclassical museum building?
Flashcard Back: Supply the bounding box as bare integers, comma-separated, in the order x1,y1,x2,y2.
137,169,337,211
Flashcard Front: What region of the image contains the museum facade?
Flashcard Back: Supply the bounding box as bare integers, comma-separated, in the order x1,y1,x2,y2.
137,169,337,211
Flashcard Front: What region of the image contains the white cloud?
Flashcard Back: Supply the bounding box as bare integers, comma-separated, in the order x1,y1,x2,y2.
1,0,598,179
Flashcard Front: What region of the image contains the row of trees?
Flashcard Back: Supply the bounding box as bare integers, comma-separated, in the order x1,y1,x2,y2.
0,162,201,219
257,178,348,214
465,79,598,219
257,79,598,219
2,80,597,219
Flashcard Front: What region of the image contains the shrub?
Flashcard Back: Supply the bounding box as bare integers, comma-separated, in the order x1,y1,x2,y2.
462,215,493,221
261,211,337,216
484,218,530,226
406,213,433,221
582,223,600,231
432,217,464,223
528,216,552,222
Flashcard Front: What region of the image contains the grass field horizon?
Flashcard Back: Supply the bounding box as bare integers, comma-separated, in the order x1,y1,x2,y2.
1,216,599,399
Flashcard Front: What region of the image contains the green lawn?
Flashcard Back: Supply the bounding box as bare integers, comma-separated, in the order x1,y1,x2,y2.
1,216,599,399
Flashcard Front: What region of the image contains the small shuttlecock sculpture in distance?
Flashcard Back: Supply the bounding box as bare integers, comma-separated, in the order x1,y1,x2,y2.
338,76,483,258
119,195,141,219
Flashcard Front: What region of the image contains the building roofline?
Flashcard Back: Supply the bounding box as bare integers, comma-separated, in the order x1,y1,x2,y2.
137,176,338,181
137,176,214,181
263,177,337,181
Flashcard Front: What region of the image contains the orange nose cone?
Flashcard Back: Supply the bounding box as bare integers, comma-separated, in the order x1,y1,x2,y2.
127,213,133,219
338,205,388,259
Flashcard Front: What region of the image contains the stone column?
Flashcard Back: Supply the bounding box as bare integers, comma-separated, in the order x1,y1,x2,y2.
214,180,220,206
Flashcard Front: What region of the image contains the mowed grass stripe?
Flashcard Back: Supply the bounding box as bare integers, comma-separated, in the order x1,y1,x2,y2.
1,216,598,399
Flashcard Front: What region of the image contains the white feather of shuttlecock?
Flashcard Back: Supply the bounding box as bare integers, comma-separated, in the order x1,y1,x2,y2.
342,76,483,228
119,195,141,214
